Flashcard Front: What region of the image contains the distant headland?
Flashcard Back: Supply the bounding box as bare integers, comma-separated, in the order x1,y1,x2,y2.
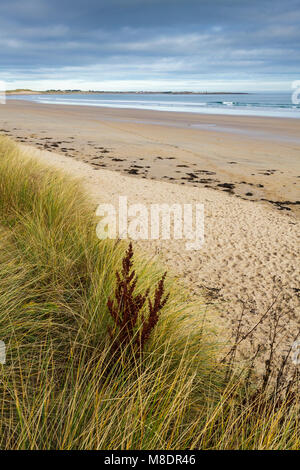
6,89,249,95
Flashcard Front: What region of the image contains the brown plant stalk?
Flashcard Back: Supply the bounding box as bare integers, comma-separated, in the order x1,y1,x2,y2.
107,242,169,357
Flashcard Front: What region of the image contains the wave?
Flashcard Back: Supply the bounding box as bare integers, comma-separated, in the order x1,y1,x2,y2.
8,93,300,118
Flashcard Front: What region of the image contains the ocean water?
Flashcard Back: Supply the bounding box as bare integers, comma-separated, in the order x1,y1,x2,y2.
8,92,300,118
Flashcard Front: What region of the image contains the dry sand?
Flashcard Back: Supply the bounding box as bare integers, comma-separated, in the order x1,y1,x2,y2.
21,143,300,377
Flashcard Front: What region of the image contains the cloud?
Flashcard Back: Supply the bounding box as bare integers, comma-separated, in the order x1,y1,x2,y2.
0,0,299,90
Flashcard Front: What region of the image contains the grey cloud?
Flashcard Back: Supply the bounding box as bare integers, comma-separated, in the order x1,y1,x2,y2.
0,0,299,88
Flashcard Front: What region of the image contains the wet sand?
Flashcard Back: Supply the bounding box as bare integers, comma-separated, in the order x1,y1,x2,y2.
1,99,300,215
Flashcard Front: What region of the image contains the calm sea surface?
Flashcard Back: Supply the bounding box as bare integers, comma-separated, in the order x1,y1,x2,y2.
8,92,300,118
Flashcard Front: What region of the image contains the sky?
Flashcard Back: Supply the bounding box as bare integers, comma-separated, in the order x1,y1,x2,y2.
0,0,300,92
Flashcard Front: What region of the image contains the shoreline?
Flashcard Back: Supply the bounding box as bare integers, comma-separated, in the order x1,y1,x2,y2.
7,95,300,120
1,99,300,215
6,96,300,127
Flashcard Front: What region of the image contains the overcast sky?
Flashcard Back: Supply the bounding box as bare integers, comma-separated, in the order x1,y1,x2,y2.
0,0,299,91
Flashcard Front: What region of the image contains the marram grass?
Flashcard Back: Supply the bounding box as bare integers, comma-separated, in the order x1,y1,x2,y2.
0,136,299,450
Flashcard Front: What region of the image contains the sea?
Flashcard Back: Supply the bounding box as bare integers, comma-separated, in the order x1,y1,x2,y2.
7,91,300,118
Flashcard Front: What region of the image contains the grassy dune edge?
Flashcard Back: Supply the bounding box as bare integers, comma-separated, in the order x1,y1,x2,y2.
0,136,299,449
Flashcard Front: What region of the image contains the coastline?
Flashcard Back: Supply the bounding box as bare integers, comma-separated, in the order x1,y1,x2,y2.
7,94,300,120
0,97,299,374
6,90,249,95
1,98,299,215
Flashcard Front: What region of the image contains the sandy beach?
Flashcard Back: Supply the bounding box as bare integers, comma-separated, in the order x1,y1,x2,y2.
1,99,299,374
1,99,300,215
